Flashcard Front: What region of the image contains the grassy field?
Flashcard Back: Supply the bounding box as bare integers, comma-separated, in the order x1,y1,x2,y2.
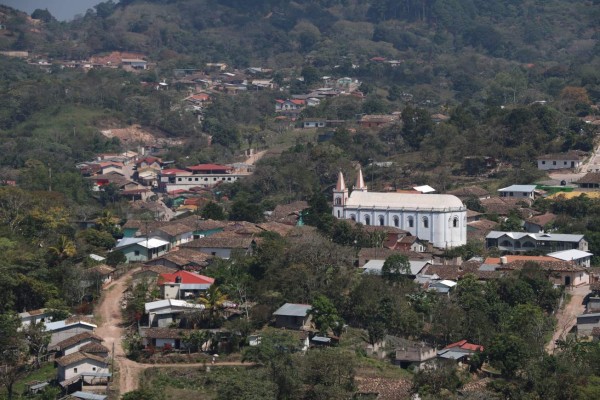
0,362,57,399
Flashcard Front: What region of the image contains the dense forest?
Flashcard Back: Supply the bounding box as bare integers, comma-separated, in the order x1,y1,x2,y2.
0,0,599,399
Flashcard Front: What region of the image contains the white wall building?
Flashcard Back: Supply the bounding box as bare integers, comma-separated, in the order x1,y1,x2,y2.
332,170,467,249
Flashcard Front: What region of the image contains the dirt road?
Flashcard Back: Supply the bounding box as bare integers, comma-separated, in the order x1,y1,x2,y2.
95,269,250,396
244,149,267,165
546,284,589,353
95,269,143,394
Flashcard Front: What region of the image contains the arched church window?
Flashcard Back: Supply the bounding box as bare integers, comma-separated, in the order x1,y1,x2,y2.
393,216,399,227
500,240,511,247
337,210,340,218
350,214,356,221
453,217,459,228
408,216,414,228
335,197,341,205
379,216,384,226
423,217,429,228
365,215,371,225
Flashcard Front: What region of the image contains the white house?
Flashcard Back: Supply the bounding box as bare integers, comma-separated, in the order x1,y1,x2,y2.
548,249,593,268
18,308,53,328
333,170,467,249
497,185,537,200
56,352,109,387
486,231,588,253
537,151,586,170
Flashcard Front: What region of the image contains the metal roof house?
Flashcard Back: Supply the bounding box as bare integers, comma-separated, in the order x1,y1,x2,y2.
498,185,537,200
273,303,312,330
113,237,170,262
486,231,588,254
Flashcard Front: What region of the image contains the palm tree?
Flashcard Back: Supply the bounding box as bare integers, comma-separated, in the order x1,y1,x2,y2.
48,235,76,262
198,285,228,328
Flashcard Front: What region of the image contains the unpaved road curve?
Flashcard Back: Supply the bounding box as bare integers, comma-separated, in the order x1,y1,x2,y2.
546,284,589,353
95,269,250,396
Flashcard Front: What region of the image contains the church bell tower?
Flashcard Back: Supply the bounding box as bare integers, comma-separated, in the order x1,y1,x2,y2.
332,171,348,218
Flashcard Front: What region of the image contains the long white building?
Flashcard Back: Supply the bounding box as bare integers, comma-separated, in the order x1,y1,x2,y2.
332,170,467,249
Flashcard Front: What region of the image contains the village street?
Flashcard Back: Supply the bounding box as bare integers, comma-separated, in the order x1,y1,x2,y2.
546,284,589,353
95,269,249,395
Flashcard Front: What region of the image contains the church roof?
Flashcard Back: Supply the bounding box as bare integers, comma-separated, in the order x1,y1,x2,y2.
354,168,366,190
346,191,464,211
336,171,346,191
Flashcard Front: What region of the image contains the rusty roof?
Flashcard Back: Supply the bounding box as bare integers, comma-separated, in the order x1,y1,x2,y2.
56,352,107,367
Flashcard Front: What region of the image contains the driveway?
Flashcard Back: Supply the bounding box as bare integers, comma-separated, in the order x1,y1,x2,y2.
546,284,589,353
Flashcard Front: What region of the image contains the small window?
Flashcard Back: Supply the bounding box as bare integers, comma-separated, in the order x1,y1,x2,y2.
211,252,217,256
408,217,414,228
195,177,199,181
423,217,429,228
379,216,384,226
553,161,557,165
542,161,546,164
74,368,78,373
134,250,140,256
365,216,370,225
350,214,356,222
337,210,340,218
335,197,341,206
393,216,399,227
227,178,232,181
92,367,96,371
453,217,459,228
178,178,182,182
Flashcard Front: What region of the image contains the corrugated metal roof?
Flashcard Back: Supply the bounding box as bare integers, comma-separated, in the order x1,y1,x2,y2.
273,303,311,317
548,249,593,261
498,185,537,192
71,391,107,400
486,231,585,242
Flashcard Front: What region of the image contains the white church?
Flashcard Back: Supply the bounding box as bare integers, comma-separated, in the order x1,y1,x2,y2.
332,169,467,249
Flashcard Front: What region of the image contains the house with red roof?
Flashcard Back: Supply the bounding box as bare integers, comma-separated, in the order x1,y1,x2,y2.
275,99,306,117
438,340,484,363
158,270,214,299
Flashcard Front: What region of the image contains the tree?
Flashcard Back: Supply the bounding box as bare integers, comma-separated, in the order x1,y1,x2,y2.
31,9,55,22
242,331,302,399
106,250,127,267
382,254,411,282
197,285,228,327
47,235,77,263
302,348,356,400
181,329,209,354
0,314,28,400
309,295,344,336
486,333,528,378
201,202,226,220
22,321,50,369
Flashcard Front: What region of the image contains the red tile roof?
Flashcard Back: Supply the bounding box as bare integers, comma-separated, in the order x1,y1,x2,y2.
444,339,484,352
158,270,214,285
186,164,232,172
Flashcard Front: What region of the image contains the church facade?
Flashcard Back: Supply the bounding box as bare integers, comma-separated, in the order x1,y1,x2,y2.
332,170,467,249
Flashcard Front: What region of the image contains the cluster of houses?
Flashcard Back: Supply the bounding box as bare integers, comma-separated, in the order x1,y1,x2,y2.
76,151,252,213
18,311,110,399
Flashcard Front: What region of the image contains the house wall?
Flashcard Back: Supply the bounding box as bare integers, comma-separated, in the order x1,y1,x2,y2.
499,191,535,199
58,359,108,382
121,244,169,263
195,247,234,259
160,174,244,192
20,313,52,327
538,159,582,170
341,207,467,249
49,326,95,348
549,271,589,287
578,315,600,336
162,284,180,300
155,338,177,348
274,315,310,330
